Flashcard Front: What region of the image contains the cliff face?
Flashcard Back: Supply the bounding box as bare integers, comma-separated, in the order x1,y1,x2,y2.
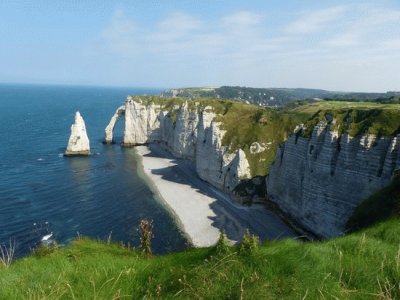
105,97,251,192
266,121,400,237
107,97,400,238
65,111,90,156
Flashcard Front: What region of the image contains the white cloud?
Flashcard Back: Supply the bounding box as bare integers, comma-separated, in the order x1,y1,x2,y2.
99,8,138,56
323,5,400,48
285,6,348,34
85,4,400,91
222,11,263,27
151,12,203,41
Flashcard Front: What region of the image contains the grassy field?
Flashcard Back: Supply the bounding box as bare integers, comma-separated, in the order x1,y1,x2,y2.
287,100,400,113
0,218,399,299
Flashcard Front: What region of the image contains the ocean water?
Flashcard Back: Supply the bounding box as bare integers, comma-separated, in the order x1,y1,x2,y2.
0,84,188,256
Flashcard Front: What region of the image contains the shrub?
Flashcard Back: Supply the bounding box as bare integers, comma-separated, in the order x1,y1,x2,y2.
32,242,59,257
215,229,231,255
239,229,259,255
139,219,153,257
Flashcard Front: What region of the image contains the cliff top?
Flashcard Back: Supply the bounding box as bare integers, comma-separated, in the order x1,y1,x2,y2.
126,96,400,176
161,86,400,107
289,102,400,137
287,100,400,113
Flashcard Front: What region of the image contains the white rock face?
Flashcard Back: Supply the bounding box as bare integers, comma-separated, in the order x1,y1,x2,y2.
266,122,400,237
123,97,162,145
65,111,90,156
105,97,252,192
105,105,125,144
250,142,266,154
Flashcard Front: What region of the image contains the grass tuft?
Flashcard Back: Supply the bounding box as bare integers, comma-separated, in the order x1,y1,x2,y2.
0,239,15,268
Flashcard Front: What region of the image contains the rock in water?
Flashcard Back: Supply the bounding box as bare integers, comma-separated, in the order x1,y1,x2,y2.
65,111,90,156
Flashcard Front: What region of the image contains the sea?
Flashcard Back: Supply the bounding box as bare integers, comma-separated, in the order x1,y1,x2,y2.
0,84,188,257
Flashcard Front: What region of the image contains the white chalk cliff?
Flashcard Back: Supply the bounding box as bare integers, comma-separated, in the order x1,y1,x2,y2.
105,105,125,144
106,97,400,238
105,97,251,192
65,111,90,156
266,121,400,237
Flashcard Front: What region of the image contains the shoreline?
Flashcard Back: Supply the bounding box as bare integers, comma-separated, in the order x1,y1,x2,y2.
134,147,195,246
135,144,295,247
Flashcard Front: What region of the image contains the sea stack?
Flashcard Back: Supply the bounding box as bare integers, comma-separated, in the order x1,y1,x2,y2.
65,111,90,156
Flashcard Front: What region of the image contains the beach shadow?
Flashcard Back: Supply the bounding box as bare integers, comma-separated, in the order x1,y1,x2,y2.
141,144,295,243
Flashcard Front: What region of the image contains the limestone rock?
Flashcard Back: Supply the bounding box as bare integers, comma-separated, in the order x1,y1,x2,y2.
224,149,251,192
250,142,266,154
170,101,199,158
123,97,162,145
105,105,125,144
65,111,90,156
105,97,252,193
266,122,400,238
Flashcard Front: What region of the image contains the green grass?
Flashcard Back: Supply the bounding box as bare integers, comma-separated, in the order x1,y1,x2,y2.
1,219,399,299
287,100,400,113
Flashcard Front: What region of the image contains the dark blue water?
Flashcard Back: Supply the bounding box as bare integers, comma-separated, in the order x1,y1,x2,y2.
0,84,188,256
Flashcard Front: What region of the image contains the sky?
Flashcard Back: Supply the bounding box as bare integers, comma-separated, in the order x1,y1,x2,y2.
0,0,399,92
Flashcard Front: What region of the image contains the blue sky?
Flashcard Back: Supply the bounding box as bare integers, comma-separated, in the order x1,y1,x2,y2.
1,0,399,92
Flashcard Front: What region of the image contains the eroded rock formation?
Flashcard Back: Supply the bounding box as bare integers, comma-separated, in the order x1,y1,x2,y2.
105,97,251,192
266,121,400,237
65,111,90,156
105,106,125,144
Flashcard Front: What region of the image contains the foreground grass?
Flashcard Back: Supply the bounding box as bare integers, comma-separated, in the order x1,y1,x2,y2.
1,219,399,299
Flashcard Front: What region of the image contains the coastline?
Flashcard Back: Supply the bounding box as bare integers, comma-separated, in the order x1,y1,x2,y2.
135,144,295,247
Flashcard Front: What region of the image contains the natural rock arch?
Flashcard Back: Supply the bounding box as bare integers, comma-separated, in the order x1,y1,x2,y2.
104,105,125,144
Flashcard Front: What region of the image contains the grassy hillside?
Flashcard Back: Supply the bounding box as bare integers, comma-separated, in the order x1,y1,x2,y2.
161,86,400,107
1,218,399,299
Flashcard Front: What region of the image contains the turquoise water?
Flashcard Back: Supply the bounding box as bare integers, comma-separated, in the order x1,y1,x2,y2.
0,84,187,256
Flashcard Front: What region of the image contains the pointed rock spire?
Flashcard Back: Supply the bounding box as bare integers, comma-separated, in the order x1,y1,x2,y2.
65,111,90,156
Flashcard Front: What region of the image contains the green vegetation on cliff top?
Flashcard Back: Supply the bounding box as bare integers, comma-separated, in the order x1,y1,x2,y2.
1,218,399,299
132,96,400,177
